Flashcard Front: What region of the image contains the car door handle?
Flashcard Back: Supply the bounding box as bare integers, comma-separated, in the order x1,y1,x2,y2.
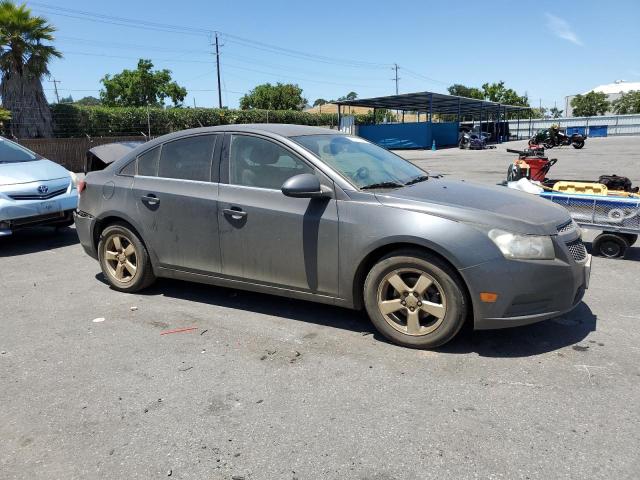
223,207,247,219
141,194,160,206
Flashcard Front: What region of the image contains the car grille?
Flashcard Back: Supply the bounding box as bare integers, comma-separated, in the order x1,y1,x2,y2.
557,220,574,234
565,238,587,262
9,187,67,200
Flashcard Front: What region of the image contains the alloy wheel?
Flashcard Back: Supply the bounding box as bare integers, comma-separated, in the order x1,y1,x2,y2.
103,233,138,283
376,268,447,336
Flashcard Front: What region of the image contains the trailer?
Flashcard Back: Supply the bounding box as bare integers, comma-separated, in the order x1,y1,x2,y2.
540,191,640,258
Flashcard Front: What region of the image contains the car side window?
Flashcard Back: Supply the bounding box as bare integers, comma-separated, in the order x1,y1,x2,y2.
229,135,313,190
158,135,216,182
137,146,160,177
119,160,136,176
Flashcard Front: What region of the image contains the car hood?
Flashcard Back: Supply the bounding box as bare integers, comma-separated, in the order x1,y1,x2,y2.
0,159,70,186
374,178,570,235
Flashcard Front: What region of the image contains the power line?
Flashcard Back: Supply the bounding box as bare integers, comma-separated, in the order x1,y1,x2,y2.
31,2,393,70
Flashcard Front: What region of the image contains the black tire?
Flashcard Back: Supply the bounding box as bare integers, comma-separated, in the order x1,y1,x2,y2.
619,233,637,246
363,249,468,349
572,140,585,149
98,223,156,292
592,233,629,259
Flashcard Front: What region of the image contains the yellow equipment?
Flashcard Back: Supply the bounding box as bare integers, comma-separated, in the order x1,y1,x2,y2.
552,181,608,196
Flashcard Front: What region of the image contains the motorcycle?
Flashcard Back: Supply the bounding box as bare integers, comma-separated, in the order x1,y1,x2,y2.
528,128,585,149
459,130,489,150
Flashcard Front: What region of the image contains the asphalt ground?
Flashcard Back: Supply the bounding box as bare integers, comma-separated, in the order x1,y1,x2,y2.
1,136,639,479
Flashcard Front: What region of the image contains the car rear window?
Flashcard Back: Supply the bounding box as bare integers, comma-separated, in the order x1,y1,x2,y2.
137,146,160,176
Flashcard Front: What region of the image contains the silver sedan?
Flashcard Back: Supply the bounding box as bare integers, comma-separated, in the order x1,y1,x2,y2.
0,138,78,236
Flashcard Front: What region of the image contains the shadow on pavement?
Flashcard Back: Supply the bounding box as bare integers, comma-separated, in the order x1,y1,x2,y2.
95,274,375,335
96,273,597,355
0,226,79,257
439,301,597,358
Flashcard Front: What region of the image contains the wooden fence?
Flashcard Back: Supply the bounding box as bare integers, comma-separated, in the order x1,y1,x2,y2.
16,136,147,172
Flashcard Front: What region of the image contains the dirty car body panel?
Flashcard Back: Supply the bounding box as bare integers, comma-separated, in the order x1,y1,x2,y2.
75,124,590,330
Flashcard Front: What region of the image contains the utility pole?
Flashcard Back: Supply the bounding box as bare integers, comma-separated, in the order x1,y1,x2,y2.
49,78,61,103
214,32,222,109
393,64,400,95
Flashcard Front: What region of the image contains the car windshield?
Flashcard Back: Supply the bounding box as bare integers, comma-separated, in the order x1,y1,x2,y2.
291,134,428,189
0,139,38,163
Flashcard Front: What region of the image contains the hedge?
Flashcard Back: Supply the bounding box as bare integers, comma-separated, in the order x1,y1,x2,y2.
50,104,351,138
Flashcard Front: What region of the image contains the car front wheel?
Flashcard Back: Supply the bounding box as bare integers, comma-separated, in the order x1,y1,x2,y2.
98,223,156,292
363,250,468,349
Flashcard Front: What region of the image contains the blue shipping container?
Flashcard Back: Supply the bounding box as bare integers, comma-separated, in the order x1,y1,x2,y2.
566,126,587,136
588,125,608,137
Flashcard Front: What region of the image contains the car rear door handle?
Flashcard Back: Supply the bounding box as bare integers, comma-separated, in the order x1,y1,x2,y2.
223,207,247,219
141,194,160,206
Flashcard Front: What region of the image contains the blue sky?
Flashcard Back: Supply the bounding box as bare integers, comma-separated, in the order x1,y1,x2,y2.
30,0,640,111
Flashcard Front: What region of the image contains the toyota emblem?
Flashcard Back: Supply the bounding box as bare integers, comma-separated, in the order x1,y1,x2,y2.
37,185,49,194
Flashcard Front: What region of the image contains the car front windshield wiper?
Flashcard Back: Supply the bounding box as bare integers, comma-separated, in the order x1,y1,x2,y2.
404,175,429,186
360,181,404,190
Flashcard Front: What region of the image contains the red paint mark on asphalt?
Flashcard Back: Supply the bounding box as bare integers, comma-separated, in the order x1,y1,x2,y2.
160,327,198,335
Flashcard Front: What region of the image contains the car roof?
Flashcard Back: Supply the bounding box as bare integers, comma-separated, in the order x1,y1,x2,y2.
105,124,343,172
165,123,341,138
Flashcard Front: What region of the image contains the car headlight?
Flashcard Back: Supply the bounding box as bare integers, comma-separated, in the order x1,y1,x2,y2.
68,171,78,190
488,229,555,260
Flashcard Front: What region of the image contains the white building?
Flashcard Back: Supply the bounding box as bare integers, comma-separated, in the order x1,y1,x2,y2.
565,80,640,117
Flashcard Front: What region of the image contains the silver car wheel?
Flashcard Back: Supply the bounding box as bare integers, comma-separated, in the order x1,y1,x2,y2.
376,268,447,336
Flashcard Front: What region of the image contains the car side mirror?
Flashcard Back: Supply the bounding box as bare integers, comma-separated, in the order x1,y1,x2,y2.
281,174,328,198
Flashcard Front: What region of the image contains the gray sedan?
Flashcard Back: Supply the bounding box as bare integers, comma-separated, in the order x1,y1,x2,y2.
74,124,590,348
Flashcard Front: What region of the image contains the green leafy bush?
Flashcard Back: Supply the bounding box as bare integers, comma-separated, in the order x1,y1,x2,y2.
50,104,340,138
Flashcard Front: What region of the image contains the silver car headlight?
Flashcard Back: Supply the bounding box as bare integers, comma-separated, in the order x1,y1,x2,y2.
488,229,555,260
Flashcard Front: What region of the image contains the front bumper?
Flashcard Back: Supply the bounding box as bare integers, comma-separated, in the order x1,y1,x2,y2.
461,253,591,330
0,191,78,236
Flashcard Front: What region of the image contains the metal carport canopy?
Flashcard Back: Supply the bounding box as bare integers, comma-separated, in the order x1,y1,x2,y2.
335,91,531,116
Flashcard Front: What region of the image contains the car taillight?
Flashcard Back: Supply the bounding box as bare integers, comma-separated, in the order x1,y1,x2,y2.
78,180,86,194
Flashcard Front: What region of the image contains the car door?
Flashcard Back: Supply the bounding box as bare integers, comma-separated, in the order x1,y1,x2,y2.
218,133,339,296
131,134,222,274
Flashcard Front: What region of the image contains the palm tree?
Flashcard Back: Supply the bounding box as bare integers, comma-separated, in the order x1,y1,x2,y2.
0,1,61,138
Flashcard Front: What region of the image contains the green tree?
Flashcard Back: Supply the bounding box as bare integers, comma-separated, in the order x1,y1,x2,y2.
100,59,187,107
549,106,563,118
481,81,529,106
59,94,73,103
313,98,328,107
447,84,483,100
612,90,640,115
75,95,101,106
571,91,609,117
0,1,61,138
239,82,306,110
337,91,358,101
0,105,10,121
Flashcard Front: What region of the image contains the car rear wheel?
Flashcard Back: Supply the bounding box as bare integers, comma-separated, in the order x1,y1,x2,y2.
98,223,155,292
363,250,467,349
